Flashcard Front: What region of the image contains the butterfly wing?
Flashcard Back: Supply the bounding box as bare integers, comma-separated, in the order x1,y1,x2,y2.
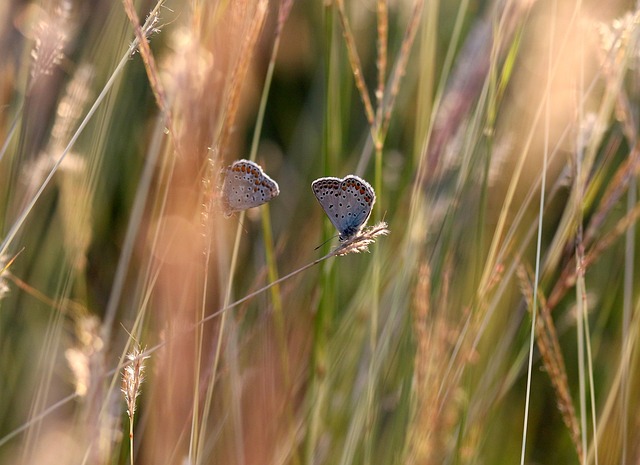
341,175,375,234
312,175,376,240
311,177,346,234
222,160,279,215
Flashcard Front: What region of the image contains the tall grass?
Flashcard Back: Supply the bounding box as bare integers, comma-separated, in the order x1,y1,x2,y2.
1,0,640,464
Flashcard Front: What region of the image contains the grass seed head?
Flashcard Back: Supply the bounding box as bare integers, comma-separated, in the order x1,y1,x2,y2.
332,222,390,256
121,346,149,418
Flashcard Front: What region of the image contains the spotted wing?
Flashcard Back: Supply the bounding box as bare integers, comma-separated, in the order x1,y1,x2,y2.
222,160,279,215
312,175,376,240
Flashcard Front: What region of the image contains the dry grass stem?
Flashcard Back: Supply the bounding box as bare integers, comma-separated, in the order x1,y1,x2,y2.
122,0,181,154
380,0,423,138
5,271,86,316
375,0,388,123
335,0,375,125
193,224,390,327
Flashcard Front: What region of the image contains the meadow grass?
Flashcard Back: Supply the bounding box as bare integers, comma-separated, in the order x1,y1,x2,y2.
0,0,639,464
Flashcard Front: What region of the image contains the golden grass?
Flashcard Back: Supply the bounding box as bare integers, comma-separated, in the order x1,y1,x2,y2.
2,0,640,464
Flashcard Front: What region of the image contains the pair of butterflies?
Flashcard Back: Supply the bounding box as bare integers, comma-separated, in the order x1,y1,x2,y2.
221,159,375,242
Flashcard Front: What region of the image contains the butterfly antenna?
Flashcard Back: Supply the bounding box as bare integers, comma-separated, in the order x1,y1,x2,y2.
237,216,249,235
314,234,338,250
222,210,249,234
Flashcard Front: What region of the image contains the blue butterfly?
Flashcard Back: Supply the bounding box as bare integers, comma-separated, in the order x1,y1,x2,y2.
311,175,376,241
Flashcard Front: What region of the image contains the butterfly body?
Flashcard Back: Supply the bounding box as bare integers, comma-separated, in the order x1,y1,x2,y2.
221,159,279,216
311,175,376,241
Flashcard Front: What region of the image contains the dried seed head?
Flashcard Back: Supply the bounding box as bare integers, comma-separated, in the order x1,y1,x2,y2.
121,346,149,418
331,221,390,256
128,6,161,57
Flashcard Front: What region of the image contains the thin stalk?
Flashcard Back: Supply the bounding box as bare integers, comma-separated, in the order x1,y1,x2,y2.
621,184,634,465
364,145,382,465
579,10,598,464
128,417,134,465
577,250,587,465
518,109,546,465
575,5,590,463
582,273,598,465
306,4,340,463
364,0,389,458
520,4,553,461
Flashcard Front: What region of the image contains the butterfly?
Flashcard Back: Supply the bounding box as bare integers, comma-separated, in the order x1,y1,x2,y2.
311,175,376,241
221,159,279,216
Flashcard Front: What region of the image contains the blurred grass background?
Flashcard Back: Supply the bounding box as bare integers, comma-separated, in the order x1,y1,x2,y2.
1,0,640,464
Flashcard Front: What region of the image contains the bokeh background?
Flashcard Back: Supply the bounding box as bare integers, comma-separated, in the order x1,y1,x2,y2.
1,0,640,464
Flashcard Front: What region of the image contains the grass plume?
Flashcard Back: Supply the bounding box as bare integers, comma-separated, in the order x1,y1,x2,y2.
121,345,149,465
